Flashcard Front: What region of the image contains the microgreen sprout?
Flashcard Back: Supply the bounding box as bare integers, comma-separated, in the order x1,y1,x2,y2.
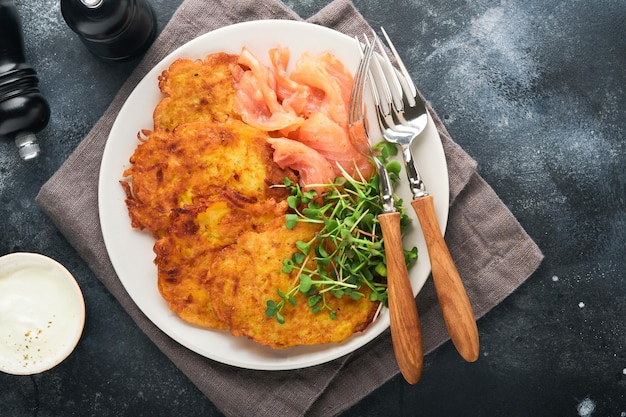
265,158,418,323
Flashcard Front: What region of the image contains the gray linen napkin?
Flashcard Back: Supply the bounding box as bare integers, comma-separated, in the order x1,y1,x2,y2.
36,0,543,415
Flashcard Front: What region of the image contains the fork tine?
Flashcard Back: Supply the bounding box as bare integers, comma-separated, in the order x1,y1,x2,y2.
369,35,409,135
348,35,376,126
380,27,418,102
367,33,396,120
373,34,404,112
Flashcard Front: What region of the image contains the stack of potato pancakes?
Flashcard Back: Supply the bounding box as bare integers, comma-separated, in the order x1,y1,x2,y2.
120,52,378,348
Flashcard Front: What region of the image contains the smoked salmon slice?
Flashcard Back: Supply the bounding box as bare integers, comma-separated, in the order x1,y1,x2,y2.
289,51,351,126
298,112,373,179
234,47,304,131
269,46,325,122
267,137,335,194
234,46,375,189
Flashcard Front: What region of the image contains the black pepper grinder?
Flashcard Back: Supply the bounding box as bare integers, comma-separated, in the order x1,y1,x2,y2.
0,0,51,161
60,0,157,62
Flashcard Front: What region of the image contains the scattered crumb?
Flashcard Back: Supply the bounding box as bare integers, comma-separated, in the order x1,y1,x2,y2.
576,397,595,417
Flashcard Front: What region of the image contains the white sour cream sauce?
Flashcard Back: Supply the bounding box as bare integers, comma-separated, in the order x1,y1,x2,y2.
0,253,85,375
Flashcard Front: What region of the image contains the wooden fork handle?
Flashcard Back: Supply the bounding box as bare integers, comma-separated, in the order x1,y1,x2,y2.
378,212,424,384
411,195,480,362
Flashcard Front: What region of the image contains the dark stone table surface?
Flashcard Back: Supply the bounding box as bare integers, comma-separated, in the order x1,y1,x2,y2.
1,0,624,415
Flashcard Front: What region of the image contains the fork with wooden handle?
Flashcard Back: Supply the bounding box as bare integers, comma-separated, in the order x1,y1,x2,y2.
368,29,479,362
349,36,423,384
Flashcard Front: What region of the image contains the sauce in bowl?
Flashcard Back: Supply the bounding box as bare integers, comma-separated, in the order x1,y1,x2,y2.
0,253,85,375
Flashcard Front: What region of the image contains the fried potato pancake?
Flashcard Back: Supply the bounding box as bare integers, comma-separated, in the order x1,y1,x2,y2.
154,198,288,329
208,217,379,348
121,119,294,237
154,52,239,131
123,51,380,348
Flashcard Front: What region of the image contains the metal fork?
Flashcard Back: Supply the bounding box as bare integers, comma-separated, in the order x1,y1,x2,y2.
367,28,480,362
348,37,423,384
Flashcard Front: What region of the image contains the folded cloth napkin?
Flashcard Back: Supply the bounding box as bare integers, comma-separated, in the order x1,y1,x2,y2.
36,0,543,415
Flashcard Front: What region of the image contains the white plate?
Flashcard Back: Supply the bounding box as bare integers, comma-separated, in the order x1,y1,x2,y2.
98,20,449,370
0,252,85,375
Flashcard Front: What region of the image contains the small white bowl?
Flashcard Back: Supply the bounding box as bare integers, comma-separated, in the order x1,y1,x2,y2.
0,252,85,375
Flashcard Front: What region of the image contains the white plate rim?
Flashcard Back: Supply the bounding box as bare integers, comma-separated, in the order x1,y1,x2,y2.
98,20,449,370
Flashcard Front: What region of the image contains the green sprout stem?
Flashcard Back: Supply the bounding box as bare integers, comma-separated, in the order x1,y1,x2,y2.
265,158,418,323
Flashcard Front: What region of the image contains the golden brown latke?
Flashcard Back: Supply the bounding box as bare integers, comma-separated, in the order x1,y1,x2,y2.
121,119,294,237
154,198,288,329
123,52,379,347
154,52,239,131
207,217,380,349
